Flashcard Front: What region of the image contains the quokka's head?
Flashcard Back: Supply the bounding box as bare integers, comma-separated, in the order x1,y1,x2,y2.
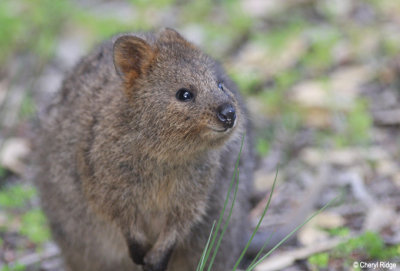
113,28,243,159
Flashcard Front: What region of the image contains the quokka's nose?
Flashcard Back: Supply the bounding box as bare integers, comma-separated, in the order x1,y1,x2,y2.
217,103,236,128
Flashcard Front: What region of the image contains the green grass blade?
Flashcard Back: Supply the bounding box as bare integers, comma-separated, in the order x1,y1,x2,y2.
199,134,245,269
246,230,276,270
232,167,279,270
207,168,240,271
247,195,340,270
197,221,216,271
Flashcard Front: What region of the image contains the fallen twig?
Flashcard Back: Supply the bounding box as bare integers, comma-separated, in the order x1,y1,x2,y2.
254,237,347,271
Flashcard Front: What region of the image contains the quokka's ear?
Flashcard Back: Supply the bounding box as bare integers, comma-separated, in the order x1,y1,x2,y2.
158,28,190,44
113,35,155,85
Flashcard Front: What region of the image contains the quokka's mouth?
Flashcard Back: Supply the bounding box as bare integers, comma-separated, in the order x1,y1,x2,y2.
210,127,229,133
208,118,237,133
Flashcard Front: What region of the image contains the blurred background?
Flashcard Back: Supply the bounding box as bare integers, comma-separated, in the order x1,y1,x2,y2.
0,0,400,270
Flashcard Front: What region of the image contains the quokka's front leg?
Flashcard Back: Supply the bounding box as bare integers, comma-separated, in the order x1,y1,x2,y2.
142,205,202,271
142,226,178,271
124,227,151,266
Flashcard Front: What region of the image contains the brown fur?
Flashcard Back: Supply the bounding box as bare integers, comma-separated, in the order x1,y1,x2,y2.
33,28,255,271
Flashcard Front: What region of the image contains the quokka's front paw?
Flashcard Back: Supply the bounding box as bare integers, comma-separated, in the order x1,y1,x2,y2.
142,260,168,271
142,246,174,271
127,239,149,265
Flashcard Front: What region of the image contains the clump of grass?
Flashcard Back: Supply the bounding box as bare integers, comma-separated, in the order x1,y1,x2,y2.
197,135,339,270
232,168,278,271
246,195,337,270
197,135,244,271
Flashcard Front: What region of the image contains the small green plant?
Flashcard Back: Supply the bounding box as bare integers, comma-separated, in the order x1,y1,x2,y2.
0,184,36,209
336,231,399,261
326,226,350,237
20,209,51,244
309,252,329,268
308,231,400,269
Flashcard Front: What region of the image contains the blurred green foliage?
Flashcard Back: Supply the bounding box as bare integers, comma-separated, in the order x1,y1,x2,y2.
0,166,6,179
308,231,400,269
0,0,251,66
301,27,341,72
0,0,72,63
326,226,351,237
318,99,372,148
0,1,25,64
0,184,36,208
336,231,399,261
1,263,26,271
255,19,307,53
256,138,270,156
0,184,50,260
20,209,51,244
19,92,35,120
308,252,329,268
341,100,372,146
129,0,176,8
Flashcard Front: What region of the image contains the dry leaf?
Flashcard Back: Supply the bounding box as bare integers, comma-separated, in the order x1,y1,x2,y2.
0,138,30,175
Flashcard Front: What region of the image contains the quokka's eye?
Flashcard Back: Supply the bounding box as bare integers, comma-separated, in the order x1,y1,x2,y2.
176,88,194,101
